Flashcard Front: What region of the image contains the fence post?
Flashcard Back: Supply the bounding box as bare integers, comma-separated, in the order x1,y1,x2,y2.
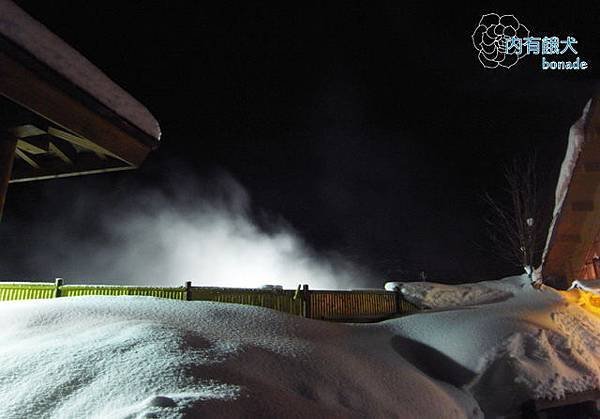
302,284,310,318
185,281,192,301
54,278,63,298
395,289,402,314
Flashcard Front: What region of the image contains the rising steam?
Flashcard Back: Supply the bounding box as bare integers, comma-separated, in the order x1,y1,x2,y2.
4,171,373,290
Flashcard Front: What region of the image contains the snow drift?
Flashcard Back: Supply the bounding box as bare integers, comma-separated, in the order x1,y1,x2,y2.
385,281,512,309
0,296,479,419
383,276,600,416
1,275,600,417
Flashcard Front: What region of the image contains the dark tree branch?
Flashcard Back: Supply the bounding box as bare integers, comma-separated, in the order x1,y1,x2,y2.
484,154,546,272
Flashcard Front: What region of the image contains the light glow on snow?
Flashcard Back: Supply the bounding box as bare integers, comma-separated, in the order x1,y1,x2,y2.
563,287,600,315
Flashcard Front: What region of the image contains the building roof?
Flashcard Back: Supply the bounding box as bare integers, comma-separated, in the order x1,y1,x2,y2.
542,96,600,280
0,0,160,183
0,0,160,141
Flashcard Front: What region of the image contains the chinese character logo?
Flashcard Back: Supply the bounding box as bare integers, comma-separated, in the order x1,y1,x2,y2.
471,13,530,68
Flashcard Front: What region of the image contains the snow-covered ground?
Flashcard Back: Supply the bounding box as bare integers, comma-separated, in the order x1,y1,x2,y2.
0,275,599,418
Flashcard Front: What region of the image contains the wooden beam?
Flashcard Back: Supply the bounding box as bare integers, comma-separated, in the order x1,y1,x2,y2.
14,148,40,169
0,132,17,220
9,124,45,138
9,152,132,183
17,139,46,154
9,164,134,183
47,127,112,160
0,51,152,166
48,142,73,164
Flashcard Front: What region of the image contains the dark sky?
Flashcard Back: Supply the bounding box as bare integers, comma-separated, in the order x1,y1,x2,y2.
4,1,600,283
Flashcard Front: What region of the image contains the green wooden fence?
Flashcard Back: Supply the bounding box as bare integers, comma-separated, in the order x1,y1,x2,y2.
0,280,419,321
0,282,56,300
61,285,187,300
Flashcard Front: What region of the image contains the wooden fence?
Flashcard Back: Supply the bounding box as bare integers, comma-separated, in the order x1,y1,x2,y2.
0,279,419,321
310,290,397,321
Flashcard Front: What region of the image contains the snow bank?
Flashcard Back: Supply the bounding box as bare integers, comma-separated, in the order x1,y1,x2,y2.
0,296,480,418
2,275,600,417
381,276,600,416
385,281,512,309
0,0,160,140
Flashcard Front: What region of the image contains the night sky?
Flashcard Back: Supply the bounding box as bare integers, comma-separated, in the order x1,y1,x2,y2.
3,2,600,284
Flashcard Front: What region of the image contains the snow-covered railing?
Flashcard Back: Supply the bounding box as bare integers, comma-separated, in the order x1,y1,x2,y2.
0,279,419,321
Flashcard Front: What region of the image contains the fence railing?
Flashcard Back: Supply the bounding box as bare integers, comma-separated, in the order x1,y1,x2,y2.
0,279,419,321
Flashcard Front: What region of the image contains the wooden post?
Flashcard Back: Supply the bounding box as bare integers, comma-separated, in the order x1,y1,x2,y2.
54,278,64,298
0,132,17,221
302,284,310,318
185,281,192,301
593,256,600,279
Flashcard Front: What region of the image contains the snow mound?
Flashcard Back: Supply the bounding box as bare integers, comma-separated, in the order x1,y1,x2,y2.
382,276,600,416
389,281,513,309
3,275,600,417
469,326,599,414
0,296,480,418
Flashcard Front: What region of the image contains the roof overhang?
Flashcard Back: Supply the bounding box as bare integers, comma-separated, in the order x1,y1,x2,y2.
0,0,160,183
0,45,154,180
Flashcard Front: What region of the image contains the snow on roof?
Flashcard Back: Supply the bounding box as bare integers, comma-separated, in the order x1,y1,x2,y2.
0,0,161,141
2,275,600,417
552,100,591,219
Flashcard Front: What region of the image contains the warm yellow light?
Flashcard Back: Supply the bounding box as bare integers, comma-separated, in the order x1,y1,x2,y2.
561,288,600,315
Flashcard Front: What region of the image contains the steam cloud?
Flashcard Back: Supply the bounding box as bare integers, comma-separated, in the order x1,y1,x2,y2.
4,171,374,290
